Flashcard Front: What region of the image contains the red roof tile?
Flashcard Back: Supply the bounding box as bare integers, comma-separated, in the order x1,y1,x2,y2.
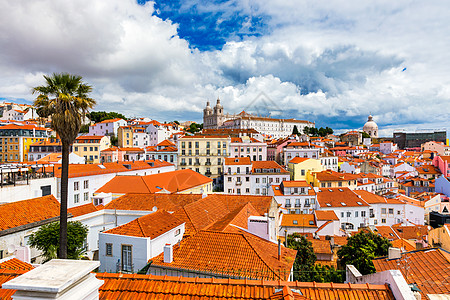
67,203,98,217
0,195,60,231
96,169,212,194
151,230,297,280
104,193,202,212
104,210,183,238
0,258,33,271
314,210,339,221
317,188,369,208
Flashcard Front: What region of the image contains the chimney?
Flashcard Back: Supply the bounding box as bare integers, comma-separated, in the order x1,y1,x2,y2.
388,247,401,259
164,244,173,263
278,239,281,261
2,259,102,300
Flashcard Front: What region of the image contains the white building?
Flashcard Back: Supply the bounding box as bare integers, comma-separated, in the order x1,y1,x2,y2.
99,210,184,273
145,140,177,167
1,108,36,121
131,126,150,147
269,180,317,214
229,136,267,161
354,190,405,226
320,151,339,172
224,157,290,195
316,188,370,232
283,142,321,165
89,118,127,137
380,142,398,154
146,121,179,146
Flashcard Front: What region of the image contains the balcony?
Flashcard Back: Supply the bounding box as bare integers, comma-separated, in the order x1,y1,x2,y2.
205,172,212,176
370,214,375,218
285,204,291,208
180,162,187,166
295,204,301,207
205,162,211,166
236,181,242,185
194,162,200,166
304,203,310,207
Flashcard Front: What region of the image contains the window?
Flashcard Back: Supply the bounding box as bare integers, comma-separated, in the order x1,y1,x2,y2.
84,180,89,189
74,181,79,191
361,211,366,217
84,147,87,151
256,178,260,183
237,188,241,195
246,177,250,182
341,212,344,218
388,208,394,214
175,229,181,236
347,212,351,217
246,188,250,193
121,245,132,272
321,183,326,188
74,194,80,203
381,218,386,224
381,208,387,214
256,188,260,194
106,243,113,256
355,211,358,217
84,192,89,202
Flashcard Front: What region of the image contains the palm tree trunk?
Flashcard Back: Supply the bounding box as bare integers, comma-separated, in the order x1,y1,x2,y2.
59,141,69,259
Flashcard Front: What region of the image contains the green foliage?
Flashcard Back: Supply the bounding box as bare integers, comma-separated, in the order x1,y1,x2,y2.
89,111,126,123
187,122,203,134
309,264,344,283
304,126,334,137
173,120,180,125
292,125,300,135
110,135,118,146
337,231,391,275
362,131,371,139
286,233,316,281
28,221,88,262
79,124,90,133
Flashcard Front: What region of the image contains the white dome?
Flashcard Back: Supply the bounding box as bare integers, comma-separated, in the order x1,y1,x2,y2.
363,115,378,138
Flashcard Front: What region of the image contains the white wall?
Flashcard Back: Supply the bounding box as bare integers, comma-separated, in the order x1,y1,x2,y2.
0,177,57,204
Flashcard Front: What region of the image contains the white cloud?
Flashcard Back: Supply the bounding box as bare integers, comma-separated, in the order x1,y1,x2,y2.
0,0,449,134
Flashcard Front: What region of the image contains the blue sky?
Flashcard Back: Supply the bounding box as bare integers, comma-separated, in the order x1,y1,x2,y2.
0,0,449,135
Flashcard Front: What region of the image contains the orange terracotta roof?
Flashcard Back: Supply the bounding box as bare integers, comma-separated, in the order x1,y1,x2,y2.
281,181,312,188
96,169,211,194
99,118,124,123
205,202,260,232
317,188,369,208
373,226,400,240
67,203,98,217
0,258,33,271
0,195,60,231
391,238,416,251
0,124,47,130
314,210,339,221
104,193,202,212
151,230,297,281
373,248,450,298
104,210,183,238
224,157,252,165
46,160,172,178
312,170,357,182
36,153,62,164
354,190,403,205
95,273,394,300
288,157,311,164
0,269,28,299
308,239,332,255
157,139,176,147
30,139,61,146
281,214,316,227
391,225,429,240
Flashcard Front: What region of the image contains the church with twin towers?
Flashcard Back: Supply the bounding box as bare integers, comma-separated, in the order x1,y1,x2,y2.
203,98,315,138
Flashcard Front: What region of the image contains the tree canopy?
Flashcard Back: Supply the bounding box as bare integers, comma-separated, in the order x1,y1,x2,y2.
286,233,343,282
337,230,391,275
303,126,333,137
187,122,203,134
28,221,88,262
292,125,300,135
89,111,126,123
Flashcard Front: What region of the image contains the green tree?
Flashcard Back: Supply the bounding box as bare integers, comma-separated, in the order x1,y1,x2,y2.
110,135,118,146
310,264,344,283
187,122,203,134
89,111,126,123
292,125,300,135
362,131,371,139
337,231,391,275
286,233,316,281
28,221,88,262
173,120,180,125
79,124,90,133
33,73,95,258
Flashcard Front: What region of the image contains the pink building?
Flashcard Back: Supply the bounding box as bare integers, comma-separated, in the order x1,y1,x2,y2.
434,155,450,177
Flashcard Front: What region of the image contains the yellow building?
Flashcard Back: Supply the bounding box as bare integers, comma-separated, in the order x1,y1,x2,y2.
0,124,49,162
429,225,450,252
73,135,111,164
178,135,230,181
118,126,133,147
288,157,323,181
306,170,358,190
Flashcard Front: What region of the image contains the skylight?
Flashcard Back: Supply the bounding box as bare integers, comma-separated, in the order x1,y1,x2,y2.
98,165,106,169
341,202,347,206
326,203,332,206
293,220,298,225
357,202,363,206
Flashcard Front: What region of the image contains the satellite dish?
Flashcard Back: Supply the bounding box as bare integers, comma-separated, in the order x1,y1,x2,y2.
7,244,16,254
152,206,158,212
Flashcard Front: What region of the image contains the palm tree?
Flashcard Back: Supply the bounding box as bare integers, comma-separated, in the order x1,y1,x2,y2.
33,73,96,259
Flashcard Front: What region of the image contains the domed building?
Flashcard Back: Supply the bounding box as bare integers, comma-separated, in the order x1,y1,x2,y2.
363,115,378,138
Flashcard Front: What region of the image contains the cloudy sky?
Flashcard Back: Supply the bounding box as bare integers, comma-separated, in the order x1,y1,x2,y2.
1,0,449,135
